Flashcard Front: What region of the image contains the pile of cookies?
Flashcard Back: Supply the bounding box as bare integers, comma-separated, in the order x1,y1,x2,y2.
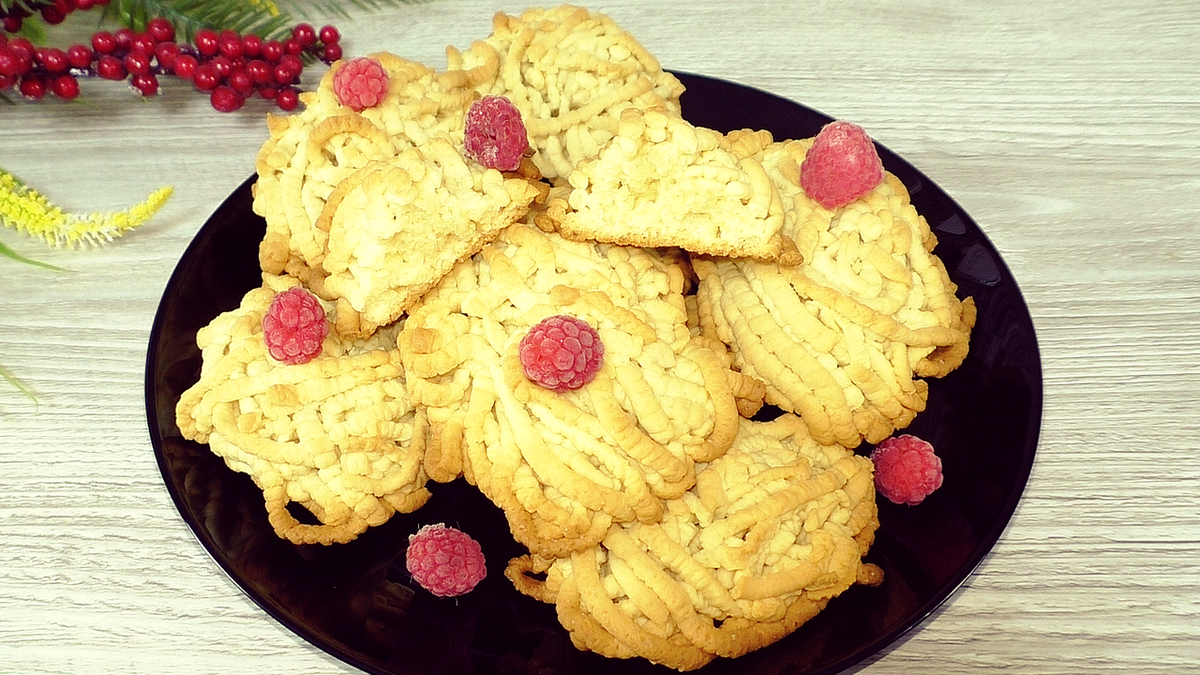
175,5,974,670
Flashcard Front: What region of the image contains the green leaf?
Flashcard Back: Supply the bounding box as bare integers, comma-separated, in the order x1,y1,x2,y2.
0,239,68,271
15,11,48,44
0,362,38,403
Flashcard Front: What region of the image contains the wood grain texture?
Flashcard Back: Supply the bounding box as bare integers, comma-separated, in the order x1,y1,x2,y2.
2,1,1198,673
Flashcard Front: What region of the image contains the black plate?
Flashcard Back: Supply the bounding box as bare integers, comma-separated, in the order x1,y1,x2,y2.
146,72,1041,675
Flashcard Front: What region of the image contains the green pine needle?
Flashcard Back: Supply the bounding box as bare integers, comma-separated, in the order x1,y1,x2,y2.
96,0,428,42
0,362,38,403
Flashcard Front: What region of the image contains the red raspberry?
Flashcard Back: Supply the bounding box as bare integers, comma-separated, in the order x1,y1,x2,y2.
518,315,604,393
332,56,389,111
261,287,328,365
463,95,528,172
870,434,944,506
405,524,487,597
799,120,884,209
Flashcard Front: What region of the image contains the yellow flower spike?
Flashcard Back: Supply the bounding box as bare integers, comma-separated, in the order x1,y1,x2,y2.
0,167,173,249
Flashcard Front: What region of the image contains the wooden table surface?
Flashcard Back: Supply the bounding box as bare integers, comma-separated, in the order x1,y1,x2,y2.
2,1,1197,673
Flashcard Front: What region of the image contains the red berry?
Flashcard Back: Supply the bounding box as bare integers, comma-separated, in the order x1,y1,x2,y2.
321,42,342,63
130,32,156,56
261,39,284,63
241,34,263,58
464,95,529,172
173,53,198,80
35,48,69,73
282,37,302,56
147,17,175,43
518,315,604,392
19,75,46,100
405,524,486,597
194,29,219,57
74,0,96,9
209,55,233,79
332,56,388,111
114,28,135,52
210,86,244,112
318,25,340,45
40,4,66,25
218,30,243,59
123,51,151,76
50,73,79,100
272,55,302,86
95,54,125,80
0,49,23,77
154,41,180,70
291,23,316,48
192,62,220,91
799,120,884,210
2,16,22,34
91,31,117,55
130,72,158,96
275,85,299,111
6,39,33,73
245,58,270,84
66,44,93,69
227,68,253,95
870,434,944,506
261,286,327,362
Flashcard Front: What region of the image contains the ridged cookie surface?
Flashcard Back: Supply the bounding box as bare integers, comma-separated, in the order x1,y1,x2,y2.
399,224,759,557
443,5,685,181
175,274,431,545
694,170,975,447
506,414,881,671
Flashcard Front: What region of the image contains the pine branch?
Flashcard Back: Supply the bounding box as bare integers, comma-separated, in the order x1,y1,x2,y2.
101,0,294,41
96,0,429,42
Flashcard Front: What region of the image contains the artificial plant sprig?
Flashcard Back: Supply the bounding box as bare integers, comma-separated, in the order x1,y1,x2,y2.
1,166,172,248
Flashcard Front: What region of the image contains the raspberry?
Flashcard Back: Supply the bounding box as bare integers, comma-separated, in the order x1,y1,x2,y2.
870,434,944,506
332,56,389,111
261,287,328,365
405,524,487,597
464,95,528,171
799,120,885,210
519,315,604,393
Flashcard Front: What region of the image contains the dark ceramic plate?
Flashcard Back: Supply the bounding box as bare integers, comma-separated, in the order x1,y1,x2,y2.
146,72,1041,675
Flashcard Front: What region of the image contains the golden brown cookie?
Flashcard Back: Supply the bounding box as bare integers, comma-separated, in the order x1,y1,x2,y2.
542,107,797,261
253,53,447,284
506,413,881,670
252,52,540,337
319,140,542,338
175,274,431,545
443,5,686,180
399,223,757,557
694,168,975,447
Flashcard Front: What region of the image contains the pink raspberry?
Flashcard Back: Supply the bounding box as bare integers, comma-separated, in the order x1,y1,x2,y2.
405,523,487,597
261,287,328,365
799,120,884,209
519,315,604,393
463,95,528,171
332,56,388,111
870,434,944,506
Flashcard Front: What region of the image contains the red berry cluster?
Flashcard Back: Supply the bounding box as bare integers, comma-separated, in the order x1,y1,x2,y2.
1,6,342,113
1,0,97,34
